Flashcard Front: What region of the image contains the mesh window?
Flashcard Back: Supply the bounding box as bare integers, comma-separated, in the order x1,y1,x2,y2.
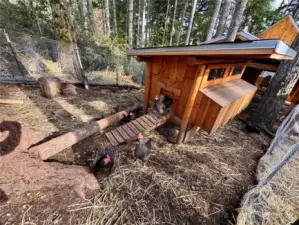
232,66,244,76
207,68,225,81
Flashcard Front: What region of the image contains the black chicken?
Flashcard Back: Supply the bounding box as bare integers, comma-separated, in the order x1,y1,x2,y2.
89,147,115,174
245,123,261,134
135,133,151,161
0,188,7,202
120,112,136,124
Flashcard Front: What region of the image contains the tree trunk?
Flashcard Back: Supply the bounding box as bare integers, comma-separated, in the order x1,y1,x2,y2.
169,0,178,46
226,0,248,42
136,0,141,47
176,0,188,46
112,0,117,34
206,0,222,41
141,0,147,47
128,0,134,47
104,0,110,37
86,0,95,31
50,0,73,43
162,0,170,46
249,34,299,131
185,0,198,45
146,0,152,46
215,0,231,37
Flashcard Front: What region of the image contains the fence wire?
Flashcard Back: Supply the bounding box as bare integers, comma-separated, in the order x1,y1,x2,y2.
0,30,145,86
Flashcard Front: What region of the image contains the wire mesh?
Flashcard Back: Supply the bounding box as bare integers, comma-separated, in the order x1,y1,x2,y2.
0,30,145,86
237,105,299,225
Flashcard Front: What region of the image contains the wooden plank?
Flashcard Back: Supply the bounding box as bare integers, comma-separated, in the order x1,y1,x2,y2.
111,129,125,143
177,65,205,144
247,62,278,71
132,120,146,132
141,116,155,127
150,111,162,121
127,123,140,135
136,117,149,129
122,124,135,137
145,114,157,124
116,126,130,140
105,132,119,146
29,106,141,160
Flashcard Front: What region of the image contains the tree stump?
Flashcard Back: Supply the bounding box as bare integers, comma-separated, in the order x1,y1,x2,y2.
63,83,77,96
38,77,62,98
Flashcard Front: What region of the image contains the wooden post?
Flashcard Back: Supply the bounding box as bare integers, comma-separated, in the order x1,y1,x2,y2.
143,61,152,114
176,65,205,144
183,125,200,142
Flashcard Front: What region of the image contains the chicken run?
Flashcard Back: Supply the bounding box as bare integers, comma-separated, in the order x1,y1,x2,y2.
0,82,271,225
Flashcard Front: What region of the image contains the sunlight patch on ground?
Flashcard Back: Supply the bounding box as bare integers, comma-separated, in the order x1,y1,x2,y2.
54,98,93,122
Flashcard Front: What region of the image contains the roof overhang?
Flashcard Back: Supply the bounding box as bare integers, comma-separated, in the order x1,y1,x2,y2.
127,40,296,60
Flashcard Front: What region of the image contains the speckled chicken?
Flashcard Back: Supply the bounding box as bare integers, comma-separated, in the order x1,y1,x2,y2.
154,95,167,115
89,147,115,174
135,133,151,161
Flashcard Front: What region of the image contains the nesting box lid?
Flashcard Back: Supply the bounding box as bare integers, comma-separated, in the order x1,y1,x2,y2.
199,79,257,107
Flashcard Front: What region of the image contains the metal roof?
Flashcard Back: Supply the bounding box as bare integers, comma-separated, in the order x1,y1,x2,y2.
127,39,296,59
201,30,259,44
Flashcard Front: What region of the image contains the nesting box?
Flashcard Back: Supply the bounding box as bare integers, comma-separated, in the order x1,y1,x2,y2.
127,40,296,143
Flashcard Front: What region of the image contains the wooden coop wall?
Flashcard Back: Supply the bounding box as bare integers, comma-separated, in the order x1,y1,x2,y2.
258,16,298,46
145,56,256,134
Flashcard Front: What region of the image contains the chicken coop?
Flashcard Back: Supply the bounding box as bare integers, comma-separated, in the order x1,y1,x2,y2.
127,39,296,143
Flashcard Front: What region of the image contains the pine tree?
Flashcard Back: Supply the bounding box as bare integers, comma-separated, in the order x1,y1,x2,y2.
206,0,222,41
185,0,198,45
215,0,231,37
226,0,248,42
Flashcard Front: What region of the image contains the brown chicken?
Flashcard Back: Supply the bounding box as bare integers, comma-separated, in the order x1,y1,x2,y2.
135,133,151,161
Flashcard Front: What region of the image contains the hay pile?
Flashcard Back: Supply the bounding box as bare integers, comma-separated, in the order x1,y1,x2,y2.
68,120,268,225
237,107,299,225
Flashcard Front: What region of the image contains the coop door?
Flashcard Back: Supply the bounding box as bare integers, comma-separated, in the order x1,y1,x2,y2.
156,81,181,112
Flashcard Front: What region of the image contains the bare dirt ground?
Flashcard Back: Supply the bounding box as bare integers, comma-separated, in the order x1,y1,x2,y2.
0,84,271,225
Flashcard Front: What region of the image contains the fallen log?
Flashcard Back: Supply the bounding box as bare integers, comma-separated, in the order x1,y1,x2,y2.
29,106,140,160
0,99,24,104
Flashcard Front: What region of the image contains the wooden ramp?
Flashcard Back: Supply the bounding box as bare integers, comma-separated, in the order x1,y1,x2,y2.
105,112,171,146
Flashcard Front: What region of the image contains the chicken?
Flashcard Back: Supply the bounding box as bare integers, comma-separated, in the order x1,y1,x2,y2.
164,95,173,109
0,188,7,202
245,123,261,134
135,133,151,161
154,95,167,115
120,112,136,124
88,147,115,174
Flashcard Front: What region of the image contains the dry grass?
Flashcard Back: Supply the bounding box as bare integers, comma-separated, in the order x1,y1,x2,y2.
66,120,269,225
0,84,270,224
237,128,299,224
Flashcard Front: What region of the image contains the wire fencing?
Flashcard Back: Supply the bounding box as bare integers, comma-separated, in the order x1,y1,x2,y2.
0,30,145,86
237,105,299,225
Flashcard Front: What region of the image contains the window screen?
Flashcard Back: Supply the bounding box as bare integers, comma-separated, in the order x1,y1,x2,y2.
232,66,244,76
207,68,225,81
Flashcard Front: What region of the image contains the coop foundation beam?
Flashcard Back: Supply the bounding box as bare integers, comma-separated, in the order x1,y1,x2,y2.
29,106,140,160
176,65,205,144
